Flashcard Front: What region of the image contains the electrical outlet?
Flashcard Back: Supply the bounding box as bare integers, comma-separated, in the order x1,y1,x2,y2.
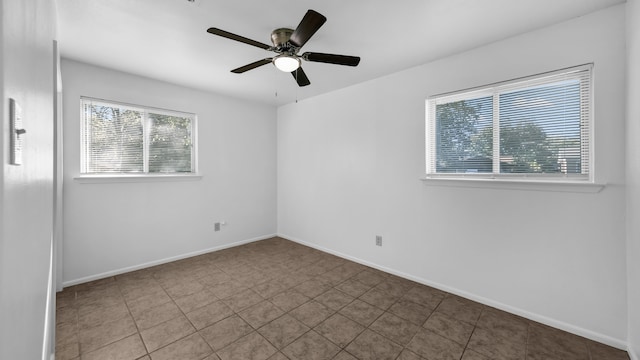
376,235,382,246
214,222,221,231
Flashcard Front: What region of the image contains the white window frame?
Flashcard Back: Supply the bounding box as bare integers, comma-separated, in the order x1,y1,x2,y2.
425,64,594,185
79,97,198,179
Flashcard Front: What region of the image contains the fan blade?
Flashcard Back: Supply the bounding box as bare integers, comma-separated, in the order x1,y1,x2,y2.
291,67,311,87
303,52,360,66
289,10,326,48
207,28,271,50
231,58,273,73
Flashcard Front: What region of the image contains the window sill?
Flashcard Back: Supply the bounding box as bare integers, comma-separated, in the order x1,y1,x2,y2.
420,177,605,193
74,174,203,184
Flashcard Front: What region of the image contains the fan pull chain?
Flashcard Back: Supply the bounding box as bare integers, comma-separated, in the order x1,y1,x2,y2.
295,71,299,103
274,67,278,101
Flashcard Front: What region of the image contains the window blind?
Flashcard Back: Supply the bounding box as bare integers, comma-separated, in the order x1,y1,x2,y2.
426,64,592,180
147,112,193,173
81,99,144,173
80,98,196,174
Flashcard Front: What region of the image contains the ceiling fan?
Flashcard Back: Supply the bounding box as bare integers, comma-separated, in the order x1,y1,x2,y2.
206,9,361,87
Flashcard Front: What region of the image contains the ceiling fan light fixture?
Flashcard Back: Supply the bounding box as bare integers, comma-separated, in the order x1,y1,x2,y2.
273,55,300,72
207,10,359,87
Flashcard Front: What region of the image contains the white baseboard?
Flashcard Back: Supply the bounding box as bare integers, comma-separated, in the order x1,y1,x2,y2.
629,346,639,360
62,233,276,287
278,233,629,351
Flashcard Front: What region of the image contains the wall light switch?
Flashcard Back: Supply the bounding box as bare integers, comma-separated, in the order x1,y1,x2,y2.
9,98,25,165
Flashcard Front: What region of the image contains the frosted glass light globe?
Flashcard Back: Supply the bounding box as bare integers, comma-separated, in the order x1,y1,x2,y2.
273,55,300,72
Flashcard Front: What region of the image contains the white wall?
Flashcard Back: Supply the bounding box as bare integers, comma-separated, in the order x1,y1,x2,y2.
626,0,640,358
278,5,628,347
61,60,277,285
0,0,57,359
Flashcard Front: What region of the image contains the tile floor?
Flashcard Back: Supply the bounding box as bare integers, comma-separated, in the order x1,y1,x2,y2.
55,237,629,360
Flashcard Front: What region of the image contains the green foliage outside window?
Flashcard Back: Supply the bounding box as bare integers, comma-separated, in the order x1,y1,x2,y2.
82,99,195,174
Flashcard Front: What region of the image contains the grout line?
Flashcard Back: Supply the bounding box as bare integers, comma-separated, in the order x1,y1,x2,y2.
115,277,150,357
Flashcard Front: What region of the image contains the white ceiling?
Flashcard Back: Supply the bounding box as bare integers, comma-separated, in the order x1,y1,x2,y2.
57,0,624,106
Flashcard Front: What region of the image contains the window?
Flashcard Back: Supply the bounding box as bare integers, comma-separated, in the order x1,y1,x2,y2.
80,97,196,175
426,64,592,182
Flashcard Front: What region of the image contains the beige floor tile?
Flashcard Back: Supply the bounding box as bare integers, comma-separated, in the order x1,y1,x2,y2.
140,315,195,352
200,314,253,350
125,290,172,316
119,281,165,303
173,288,218,313
238,300,285,329
185,300,234,330
282,330,340,360
313,288,354,311
276,273,311,288
289,300,335,328
149,333,212,360
130,301,182,331
369,312,420,346
476,307,528,344
401,286,446,310
252,280,288,299
586,341,629,360
527,322,589,360
221,288,263,312
345,329,403,360
209,280,248,299
359,288,399,310
165,280,205,299
333,351,359,360
266,352,289,360
435,296,483,325
352,270,387,287
78,302,130,331
56,290,77,310
388,298,432,326
79,315,137,353
269,290,309,312
374,279,412,298
56,321,78,347
338,299,384,327
198,271,233,288
406,328,464,360
236,271,271,288
318,267,352,286
77,293,126,317
81,334,146,360
423,311,474,345
334,279,372,298
397,349,425,359
461,349,490,360
293,279,332,298
257,314,310,349
216,331,277,360
314,313,365,348
57,305,78,325
202,355,221,360
56,342,80,360
466,327,526,360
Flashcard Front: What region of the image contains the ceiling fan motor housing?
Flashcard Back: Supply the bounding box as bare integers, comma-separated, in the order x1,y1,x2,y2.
271,28,295,52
